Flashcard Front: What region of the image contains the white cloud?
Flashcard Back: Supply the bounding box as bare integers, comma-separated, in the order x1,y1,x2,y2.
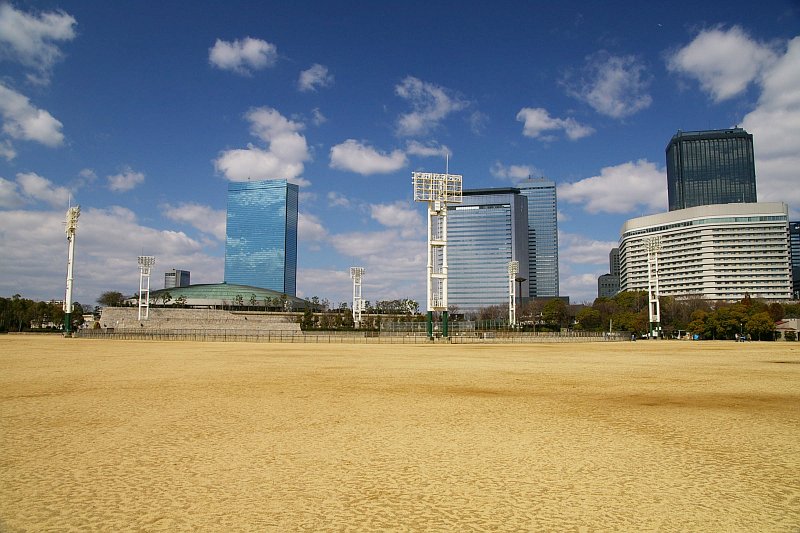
298,212,327,242
395,76,468,136
0,139,15,161
161,202,226,241
0,4,77,85
490,162,539,181
559,232,619,266
329,139,407,175
516,107,594,141
564,52,652,118
0,206,224,304
370,202,423,238
215,106,310,185
405,140,451,158
208,37,277,76
740,36,800,209
667,26,779,102
0,82,64,147
558,159,666,214
311,107,327,126
16,172,69,207
0,176,24,208
298,64,333,92
327,191,351,208
107,167,145,192
559,272,606,305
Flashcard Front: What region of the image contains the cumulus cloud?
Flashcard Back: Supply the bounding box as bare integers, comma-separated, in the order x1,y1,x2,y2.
0,82,64,147
405,140,451,158
0,206,224,303
739,36,800,210
16,172,69,207
559,232,619,265
0,4,77,85
209,37,277,75
311,107,327,126
370,202,423,238
107,167,145,192
395,76,468,136
327,191,351,208
0,139,15,161
516,107,594,141
558,159,666,214
298,64,333,92
298,212,327,242
563,52,652,118
490,162,539,181
667,26,779,102
0,176,24,208
161,202,226,241
329,139,407,175
215,106,310,186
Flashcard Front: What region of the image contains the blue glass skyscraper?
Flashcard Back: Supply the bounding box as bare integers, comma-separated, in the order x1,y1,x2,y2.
447,188,529,313
224,179,298,295
518,177,559,297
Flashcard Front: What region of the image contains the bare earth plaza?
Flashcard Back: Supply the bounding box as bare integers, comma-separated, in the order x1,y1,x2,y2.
1,336,798,531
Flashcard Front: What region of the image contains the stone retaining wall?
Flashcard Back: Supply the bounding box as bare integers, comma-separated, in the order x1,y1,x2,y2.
99,307,300,332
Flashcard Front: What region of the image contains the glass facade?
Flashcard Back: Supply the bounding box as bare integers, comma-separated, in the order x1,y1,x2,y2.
447,189,529,313
224,179,298,295
790,221,800,299
518,178,559,297
666,128,757,211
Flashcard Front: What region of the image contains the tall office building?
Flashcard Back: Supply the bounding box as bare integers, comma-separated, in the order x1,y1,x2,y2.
597,248,620,298
790,221,800,299
164,269,190,289
447,188,529,313
224,179,299,295
517,177,559,297
666,128,757,211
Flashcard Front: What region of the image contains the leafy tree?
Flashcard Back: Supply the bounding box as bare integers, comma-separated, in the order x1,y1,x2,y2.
542,299,571,329
97,291,127,307
249,293,257,308
746,312,775,341
234,294,244,307
575,307,601,331
785,330,796,342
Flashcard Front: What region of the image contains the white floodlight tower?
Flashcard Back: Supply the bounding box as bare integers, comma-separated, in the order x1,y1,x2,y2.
350,267,365,328
63,206,80,334
137,256,156,320
413,166,462,338
508,260,519,327
645,236,663,338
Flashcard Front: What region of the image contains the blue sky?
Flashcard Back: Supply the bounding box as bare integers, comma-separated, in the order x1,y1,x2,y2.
1,1,798,308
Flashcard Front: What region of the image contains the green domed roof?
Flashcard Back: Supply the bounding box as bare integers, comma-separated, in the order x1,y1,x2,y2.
149,283,309,308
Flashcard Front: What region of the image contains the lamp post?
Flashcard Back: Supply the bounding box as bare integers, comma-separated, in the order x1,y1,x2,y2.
515,276,526,329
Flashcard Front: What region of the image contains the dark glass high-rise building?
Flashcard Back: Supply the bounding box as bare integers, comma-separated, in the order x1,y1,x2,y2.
224,179,298,295
666,128,757,211
790,221,800,299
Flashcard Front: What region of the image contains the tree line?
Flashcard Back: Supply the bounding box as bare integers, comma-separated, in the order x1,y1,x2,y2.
0,295,86,333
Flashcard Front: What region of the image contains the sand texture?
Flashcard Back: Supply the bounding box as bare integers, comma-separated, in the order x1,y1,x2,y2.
1,336,799,531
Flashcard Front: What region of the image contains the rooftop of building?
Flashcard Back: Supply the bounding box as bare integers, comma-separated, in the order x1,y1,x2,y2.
148,283,310,308
666,127,752,149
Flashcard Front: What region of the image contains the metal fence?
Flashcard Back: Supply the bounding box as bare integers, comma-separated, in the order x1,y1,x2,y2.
76,329,630,344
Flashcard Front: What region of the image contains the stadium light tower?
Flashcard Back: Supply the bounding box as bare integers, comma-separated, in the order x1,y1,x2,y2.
645,236,662,338
413,161,462,339
508,260,519,327
63,205,80,334
350,266,365,329
138,255,156,320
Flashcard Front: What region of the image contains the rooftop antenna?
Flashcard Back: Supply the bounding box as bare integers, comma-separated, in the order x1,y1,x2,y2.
63,204,80,335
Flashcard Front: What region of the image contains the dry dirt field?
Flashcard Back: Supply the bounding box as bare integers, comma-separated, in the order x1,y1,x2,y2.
1,335,799,532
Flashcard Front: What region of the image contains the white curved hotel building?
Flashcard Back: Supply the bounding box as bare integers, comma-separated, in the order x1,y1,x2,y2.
619,203,791,301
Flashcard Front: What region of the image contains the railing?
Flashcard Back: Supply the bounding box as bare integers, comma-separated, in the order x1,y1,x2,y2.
76,329,630,344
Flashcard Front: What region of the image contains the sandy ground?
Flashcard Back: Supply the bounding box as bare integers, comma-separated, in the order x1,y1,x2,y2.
1,336,799,532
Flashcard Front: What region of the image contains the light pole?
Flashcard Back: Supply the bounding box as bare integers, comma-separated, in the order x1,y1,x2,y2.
63,206,80,334
508,261,519,327
515,276,526,329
